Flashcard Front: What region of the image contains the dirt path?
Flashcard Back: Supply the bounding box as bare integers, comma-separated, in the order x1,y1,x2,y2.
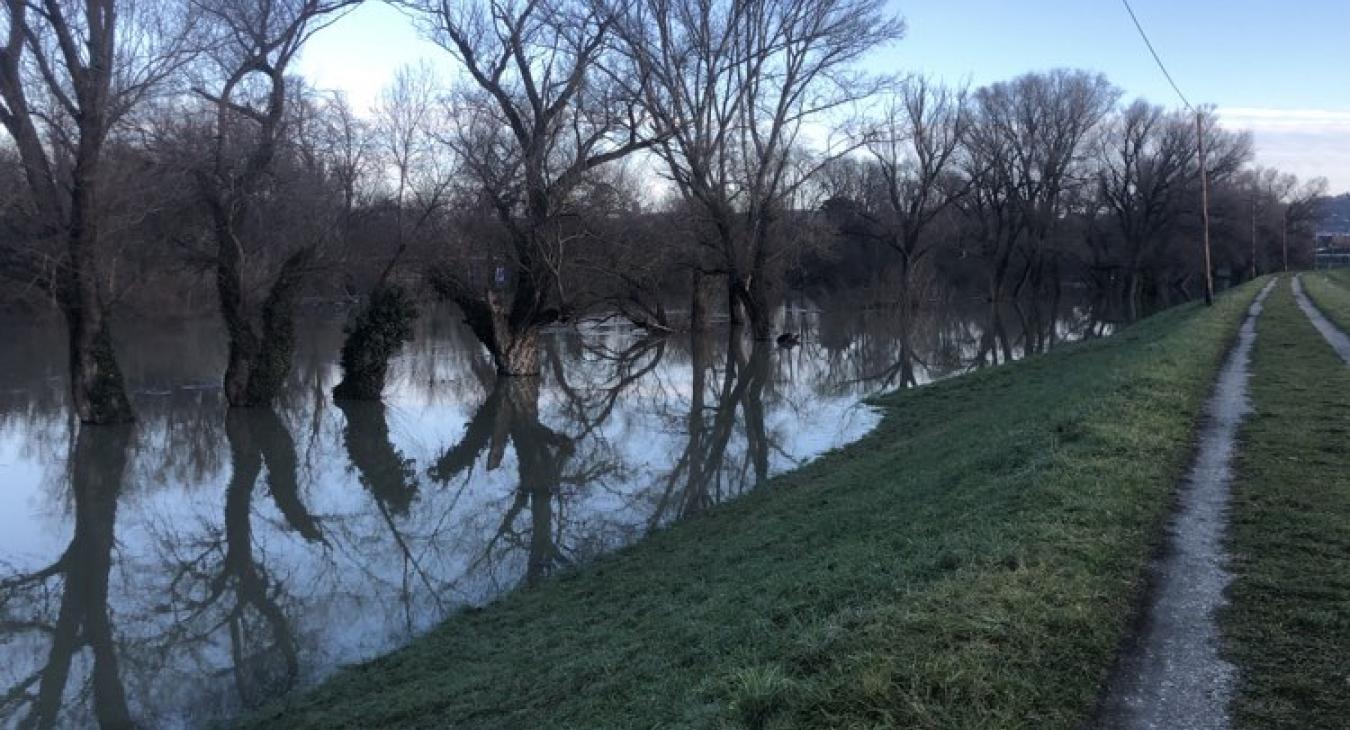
1291,275,1350,363
1098,280,1276,730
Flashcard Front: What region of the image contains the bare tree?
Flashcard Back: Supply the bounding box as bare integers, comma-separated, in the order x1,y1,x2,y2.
0,0,194,423
620,0,904,339
332,64,448,400
404,0,659,375
962,70,1119,301
1095,104,1251,315
858,77,969,301
1097,101,1198,317
190,0,357,407
1280,175,1329,271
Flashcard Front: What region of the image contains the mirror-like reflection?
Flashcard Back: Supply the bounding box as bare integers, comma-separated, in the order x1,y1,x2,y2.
6,425,134,730
0,294,1106,728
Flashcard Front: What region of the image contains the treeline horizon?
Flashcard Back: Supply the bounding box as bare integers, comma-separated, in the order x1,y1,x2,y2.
0,0,1329,425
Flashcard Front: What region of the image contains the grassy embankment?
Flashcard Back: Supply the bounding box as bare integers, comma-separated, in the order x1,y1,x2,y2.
240,283,1264,730
1222,277,1350,729
1300,268,1350,331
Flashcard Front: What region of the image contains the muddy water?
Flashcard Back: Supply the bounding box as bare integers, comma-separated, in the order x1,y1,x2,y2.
0,295,1103,729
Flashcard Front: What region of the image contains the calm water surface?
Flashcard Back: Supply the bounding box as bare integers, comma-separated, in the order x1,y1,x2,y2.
0,296,1107,728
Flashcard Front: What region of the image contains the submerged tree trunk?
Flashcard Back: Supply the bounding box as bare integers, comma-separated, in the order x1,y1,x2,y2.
432,263,549,378
337,399,419,514
726,275,744,329
64,146,134,424
681,332,711,516
689,270,714,332
494,377,572,585
333,284,418,400
499,328,541,376
479,316,541,377
218,247,312,407
459,290,543,377
746,276,776,341
731,276,775,341
63,303,134,425
737,340,771,484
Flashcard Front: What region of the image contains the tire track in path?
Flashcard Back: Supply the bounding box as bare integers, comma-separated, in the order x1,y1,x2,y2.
1098,279,1276,730
1291,275,1350,363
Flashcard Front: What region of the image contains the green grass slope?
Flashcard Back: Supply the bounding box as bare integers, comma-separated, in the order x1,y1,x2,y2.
1301,270,1350,332
240,283,1264,730
1224,278,1350,729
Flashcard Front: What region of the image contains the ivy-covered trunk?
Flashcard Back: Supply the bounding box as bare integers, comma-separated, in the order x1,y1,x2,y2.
217,246,310,407
63,304,133,425
333,285,418,400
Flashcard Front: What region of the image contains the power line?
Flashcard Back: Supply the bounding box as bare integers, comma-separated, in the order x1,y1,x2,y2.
1118,0,1215,304
1118,0,1194,113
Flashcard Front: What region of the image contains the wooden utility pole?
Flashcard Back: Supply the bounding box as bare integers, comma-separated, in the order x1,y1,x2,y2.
1250,196,1258,280
1197,112,1214,305
1282,209,1289,272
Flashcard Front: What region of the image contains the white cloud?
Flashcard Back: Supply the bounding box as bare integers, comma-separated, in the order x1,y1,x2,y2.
1218,107,1350,193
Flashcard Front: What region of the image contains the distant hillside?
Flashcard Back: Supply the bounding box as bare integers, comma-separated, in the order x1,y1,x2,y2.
1317,194,1350,234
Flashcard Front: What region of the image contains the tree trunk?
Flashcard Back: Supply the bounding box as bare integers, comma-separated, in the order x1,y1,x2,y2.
453,288,544,377
739,276,776,341
333,284,418,400
497,328,541,376
218,249,310,407
64,147,134,424
1124,269,1141,323
63,305,134,424
726,276,743,328
689,270,713,332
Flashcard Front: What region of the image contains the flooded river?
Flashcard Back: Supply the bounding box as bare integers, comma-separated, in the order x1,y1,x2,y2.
0,294,1106,728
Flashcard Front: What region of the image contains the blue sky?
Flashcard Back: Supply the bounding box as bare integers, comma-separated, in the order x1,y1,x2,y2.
298,0,1350,192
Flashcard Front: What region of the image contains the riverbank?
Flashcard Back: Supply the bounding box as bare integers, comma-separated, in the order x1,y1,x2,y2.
238,282,1265,730
1223,277,1350,728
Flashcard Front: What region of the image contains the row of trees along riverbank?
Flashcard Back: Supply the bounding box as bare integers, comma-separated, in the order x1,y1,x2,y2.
0,0,1328,423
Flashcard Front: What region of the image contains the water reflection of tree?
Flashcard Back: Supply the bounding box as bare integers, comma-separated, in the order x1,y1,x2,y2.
1,299,1120,727
807,305,937,392
549,335,667,440
333,398,450,629
156,409,322,710
645,335,773,525
429,376,582,588
802,292,1108,390
969,296,1104,368
0,424,133,728
337,401,419,515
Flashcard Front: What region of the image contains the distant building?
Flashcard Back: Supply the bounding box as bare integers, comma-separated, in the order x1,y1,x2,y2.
1314,234,1350,267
